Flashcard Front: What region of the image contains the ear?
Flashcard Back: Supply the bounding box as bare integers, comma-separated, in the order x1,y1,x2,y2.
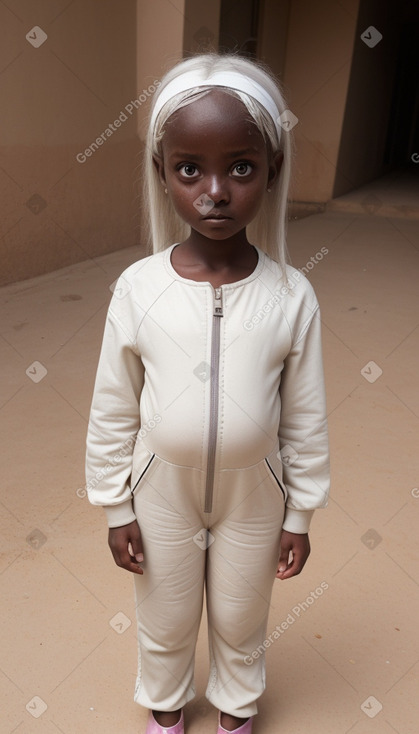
153,154,167,188
267,151,283,190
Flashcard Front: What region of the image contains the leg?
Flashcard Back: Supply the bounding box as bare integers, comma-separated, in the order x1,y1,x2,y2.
132,460,207,713
206,465,285,723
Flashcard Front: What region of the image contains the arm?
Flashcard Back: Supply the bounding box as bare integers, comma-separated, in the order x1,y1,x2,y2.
276,298,330,578
86,297,146,572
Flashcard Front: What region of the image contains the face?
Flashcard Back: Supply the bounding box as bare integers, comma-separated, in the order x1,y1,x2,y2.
154,90,282,244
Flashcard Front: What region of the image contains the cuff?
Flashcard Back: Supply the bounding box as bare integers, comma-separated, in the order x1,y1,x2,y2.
104,499,137,528
282,508,314,534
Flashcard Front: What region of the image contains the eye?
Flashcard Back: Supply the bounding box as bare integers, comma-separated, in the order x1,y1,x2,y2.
232,162,253,177
178,163,199,178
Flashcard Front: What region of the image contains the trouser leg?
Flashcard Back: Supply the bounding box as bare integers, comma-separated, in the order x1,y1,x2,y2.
132,460,206,711
205,466,285,717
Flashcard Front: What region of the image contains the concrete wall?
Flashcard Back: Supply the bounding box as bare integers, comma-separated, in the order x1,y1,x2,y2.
280,0,360,204
136,0,223,142
0,0,142,286
136,0,185,142
1,0,383,284
258,0,291,81
333,0,418,196
183,0,221,56
1,0,224,284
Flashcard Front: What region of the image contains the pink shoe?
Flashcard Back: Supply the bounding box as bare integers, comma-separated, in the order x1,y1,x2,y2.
145,709,184,734
217,714,253,734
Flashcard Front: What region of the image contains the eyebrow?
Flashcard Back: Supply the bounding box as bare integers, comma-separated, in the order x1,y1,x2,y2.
168,148,261,160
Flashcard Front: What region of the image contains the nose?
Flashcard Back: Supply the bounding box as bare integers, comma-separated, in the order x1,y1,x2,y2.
207,174,230,204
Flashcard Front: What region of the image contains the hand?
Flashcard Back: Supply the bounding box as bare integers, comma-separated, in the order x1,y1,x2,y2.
276,530,310,580
108,519,144,575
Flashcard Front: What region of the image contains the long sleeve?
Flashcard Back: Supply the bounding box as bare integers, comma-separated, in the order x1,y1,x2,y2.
85,302,145,528
279,300,330,534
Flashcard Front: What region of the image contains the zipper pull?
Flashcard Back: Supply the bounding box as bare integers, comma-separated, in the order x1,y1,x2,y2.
214,287,223,317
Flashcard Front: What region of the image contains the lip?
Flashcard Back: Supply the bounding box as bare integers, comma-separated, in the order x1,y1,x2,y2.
202,214,232,221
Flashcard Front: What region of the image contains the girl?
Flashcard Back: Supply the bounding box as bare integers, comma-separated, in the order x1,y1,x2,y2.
85,53,330,734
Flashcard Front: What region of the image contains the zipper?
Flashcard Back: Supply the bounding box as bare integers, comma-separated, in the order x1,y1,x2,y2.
130,453,155,497
265,458,287,501
204,287,223,513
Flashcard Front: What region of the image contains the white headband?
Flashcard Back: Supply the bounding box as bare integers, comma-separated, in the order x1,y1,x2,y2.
150,70,282,142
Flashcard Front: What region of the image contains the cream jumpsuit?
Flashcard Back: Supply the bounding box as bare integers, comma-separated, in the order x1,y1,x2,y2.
85,244,330,717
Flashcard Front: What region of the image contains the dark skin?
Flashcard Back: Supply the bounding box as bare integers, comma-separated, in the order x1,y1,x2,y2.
108,91,310,730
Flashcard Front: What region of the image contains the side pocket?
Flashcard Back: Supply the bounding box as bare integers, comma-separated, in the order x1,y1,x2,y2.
264,457,288,502
130,451,156,497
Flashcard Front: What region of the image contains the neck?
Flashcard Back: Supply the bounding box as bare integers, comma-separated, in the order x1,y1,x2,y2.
183,229,253,269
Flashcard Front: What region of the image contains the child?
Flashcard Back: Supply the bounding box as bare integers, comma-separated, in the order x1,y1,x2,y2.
85,53,330,734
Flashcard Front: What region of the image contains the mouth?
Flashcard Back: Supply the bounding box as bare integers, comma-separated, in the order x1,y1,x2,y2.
202,213,232,221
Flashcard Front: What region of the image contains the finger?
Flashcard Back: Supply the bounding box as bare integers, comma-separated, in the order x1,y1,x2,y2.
109,526,144,575
119,534,144,573
276,554,301,579
129,527,144,562
277,550,291,573
276,558,293,579
128,542,144,566
114,544,144,575
277,539,292,575
277,544,309,580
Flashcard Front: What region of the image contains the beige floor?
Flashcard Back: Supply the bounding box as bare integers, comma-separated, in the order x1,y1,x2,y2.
1,189,418,733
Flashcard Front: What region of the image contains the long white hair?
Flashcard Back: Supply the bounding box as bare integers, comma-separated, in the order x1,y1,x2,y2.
143,53,293,277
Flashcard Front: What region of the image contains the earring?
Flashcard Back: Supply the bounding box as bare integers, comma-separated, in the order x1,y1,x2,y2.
267,188,272,193
164,188,167,194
